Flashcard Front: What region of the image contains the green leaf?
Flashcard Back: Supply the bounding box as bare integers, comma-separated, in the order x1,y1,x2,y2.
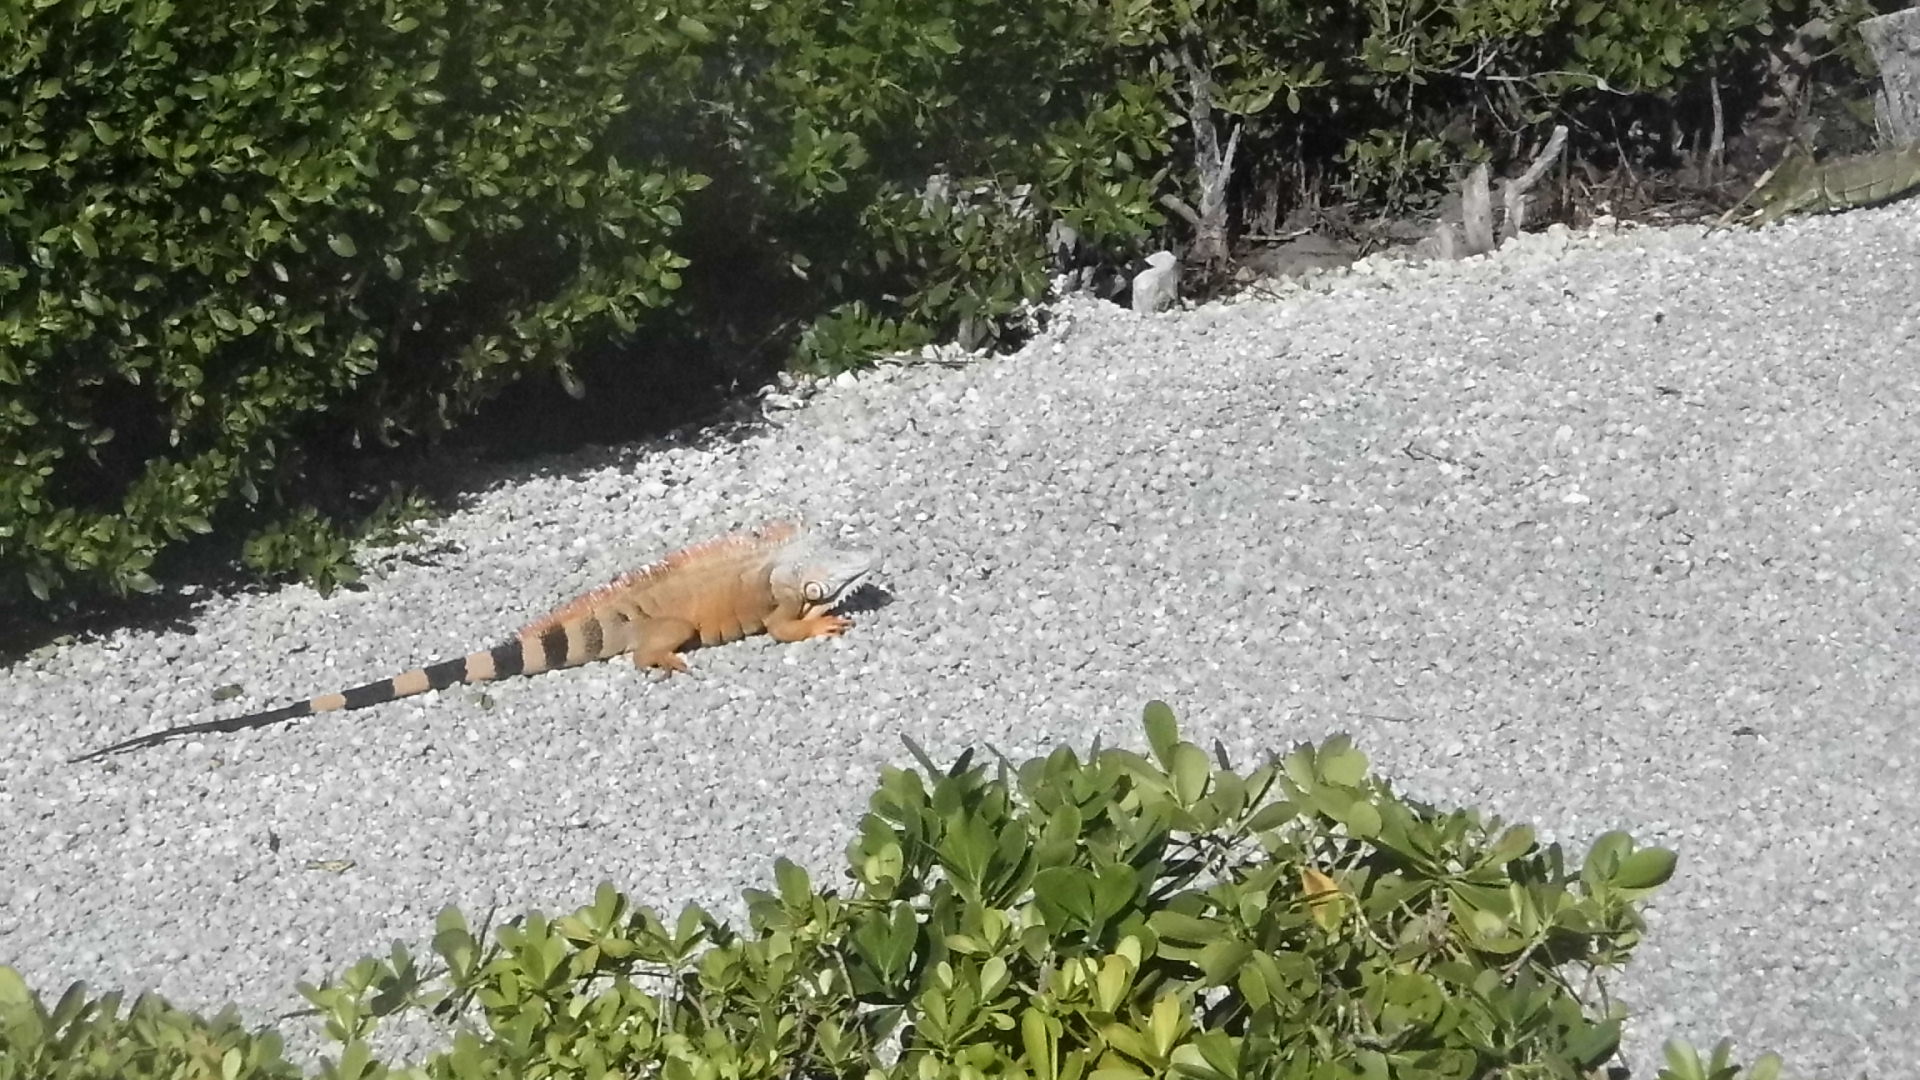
1090,862,1139,926
1661,1038,1705,1080
1244,798,1299,833
1022,1008,1058,1080
1143,700,1179,768
0,966,36,1018
1170,743,1210,806
1281,745,1318,791
421,216,452,242
1582,830,1633,885
1340,799,1382,838
1099,1022,1158,1072
328,234,357,257
774,857,810,909
1318,738,1367,787
1485,824,1536,866
939,810,996,897
1032,865,1096,928
1148,910,1225,945
1197,939,1252,986
1564,1016,1622,1067
1615,847,1677,890
850,901,919,983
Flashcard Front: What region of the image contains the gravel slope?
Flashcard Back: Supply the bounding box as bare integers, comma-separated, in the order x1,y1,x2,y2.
5,206,1918,1077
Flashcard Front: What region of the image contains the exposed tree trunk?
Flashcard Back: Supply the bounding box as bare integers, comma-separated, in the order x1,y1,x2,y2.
1862,7,1920,145
1159,37,1240,270
1460,163,1494,255
1499,124,1568,237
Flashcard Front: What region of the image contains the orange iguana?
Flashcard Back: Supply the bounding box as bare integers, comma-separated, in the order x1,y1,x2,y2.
70,520,875,763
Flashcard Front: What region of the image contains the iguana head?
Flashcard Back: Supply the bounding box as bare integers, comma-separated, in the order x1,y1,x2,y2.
769,534,877,616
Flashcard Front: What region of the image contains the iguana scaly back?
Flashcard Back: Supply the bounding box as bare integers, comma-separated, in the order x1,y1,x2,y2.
71,520,875,762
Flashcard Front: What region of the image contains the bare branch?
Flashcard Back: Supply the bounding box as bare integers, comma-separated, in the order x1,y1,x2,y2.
1158,194,1204,229
1500,124,1568,235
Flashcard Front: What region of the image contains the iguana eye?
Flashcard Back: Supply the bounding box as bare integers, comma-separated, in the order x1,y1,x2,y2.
803,581,827,602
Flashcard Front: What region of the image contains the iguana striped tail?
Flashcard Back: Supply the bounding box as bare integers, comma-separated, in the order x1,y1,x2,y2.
68,520,876,762
67,630,593,763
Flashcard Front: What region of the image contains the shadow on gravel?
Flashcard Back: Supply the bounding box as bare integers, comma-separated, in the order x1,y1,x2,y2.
0,347,791,668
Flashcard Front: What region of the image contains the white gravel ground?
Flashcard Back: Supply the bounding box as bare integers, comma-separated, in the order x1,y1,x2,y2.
4,203,1918,1078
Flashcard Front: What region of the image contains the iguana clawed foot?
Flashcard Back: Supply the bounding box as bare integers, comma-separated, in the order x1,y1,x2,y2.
768,612,854,643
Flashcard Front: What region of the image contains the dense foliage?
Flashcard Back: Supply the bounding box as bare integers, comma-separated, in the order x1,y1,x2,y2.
0,0,1889,607
0,0,714,604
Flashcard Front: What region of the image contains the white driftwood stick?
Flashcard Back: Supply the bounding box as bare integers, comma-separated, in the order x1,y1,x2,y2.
1861,7,1920,145
1500,124,1569,236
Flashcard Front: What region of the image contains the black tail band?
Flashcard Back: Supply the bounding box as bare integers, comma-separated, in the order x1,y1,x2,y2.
539,626,569,671
423,656,470,692
489,640,526,679
68,700,316,763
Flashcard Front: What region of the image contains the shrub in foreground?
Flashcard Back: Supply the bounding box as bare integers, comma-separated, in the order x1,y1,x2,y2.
1,703,1796,1079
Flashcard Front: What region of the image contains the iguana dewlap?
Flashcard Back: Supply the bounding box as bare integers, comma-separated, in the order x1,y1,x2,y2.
71,520,875,762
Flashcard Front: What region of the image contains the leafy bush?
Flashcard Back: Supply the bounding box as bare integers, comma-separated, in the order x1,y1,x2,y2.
2,703,1800,1079
0,0,717,605
0,967,298,1080
3,0,1884,611
664,0,1176,372
371,702,1672,1077
1102,0,1886,214
1658,1038,1787,1080
666,0,1878,385
240,487,437,596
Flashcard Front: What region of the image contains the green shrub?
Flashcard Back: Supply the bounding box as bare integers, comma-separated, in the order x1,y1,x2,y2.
665,0,1176,373
239,486,436,596
0,967,298,1080
3,0,1884,611
1657,1038,1787,1080
2,703,1800,1079
389,701,1673,1077
670,0,1878,384
0,0,717,605
1103,0,1883,213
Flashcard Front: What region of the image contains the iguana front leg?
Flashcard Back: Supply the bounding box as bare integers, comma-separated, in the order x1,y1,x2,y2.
624,611,699,673
766,609,854,643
